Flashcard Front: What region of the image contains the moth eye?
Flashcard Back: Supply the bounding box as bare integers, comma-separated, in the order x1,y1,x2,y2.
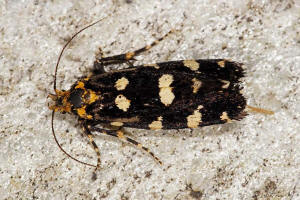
69,89,84,108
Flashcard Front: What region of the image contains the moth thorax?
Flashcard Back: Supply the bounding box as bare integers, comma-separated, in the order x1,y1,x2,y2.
69,89,85,109
69,87,100,110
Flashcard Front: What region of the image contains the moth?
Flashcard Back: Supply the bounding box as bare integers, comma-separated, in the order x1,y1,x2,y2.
49,20,273,169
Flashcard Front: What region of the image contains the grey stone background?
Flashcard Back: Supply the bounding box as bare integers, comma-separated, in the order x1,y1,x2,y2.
0,0,299,199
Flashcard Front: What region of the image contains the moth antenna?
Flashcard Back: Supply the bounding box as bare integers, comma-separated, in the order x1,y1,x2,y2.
53,17,109,92
51,17,111,168
246,105,274,115
51,111,97,168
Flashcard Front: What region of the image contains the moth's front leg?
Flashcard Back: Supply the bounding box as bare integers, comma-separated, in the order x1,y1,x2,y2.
80,120,101,170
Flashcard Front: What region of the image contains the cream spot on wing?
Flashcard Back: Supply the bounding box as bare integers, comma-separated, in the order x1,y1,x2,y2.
221,80,230,89
115,95,131,111
220,111,232,123
149,116,163,130
159,88,175,106
111,122,124,127
115,77,129,91
191,78,202,93
158,74,175,106
186,105,203,128
144,64,160,69
183,60,200,71
159,74,173,87
218,60,225,68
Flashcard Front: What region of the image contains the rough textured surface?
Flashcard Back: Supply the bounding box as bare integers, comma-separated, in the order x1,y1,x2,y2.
0,0,299,199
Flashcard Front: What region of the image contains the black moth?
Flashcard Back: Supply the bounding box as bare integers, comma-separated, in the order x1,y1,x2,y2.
49,20,273,169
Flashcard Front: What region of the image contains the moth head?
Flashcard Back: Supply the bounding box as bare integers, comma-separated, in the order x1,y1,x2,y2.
48,89,72,114
49,85,101,119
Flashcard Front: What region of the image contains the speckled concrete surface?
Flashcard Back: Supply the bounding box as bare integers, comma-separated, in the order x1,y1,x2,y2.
0,0,299,199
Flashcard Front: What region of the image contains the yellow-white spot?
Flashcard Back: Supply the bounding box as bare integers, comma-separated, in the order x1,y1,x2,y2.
144,64,160,69
221,80,230,89
158,74,175,106
159,74,173,87
149,116,163,130
186,105,203,128
183,60,200,71
115,77,129,91
191,78,202,93
220,111,232,123
159,88,175,106
111,122,124,127
218,60,225,68
115,95,131,111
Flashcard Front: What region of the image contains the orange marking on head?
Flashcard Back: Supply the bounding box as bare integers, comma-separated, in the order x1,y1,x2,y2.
75,81,85,89
49,89,71,113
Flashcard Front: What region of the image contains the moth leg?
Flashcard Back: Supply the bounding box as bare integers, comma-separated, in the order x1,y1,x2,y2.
100,123,120,131
95,46,105,59
93,47,106,74
94,29,174,67
90,127,162,165
103,125,135,138
81,122,101,170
